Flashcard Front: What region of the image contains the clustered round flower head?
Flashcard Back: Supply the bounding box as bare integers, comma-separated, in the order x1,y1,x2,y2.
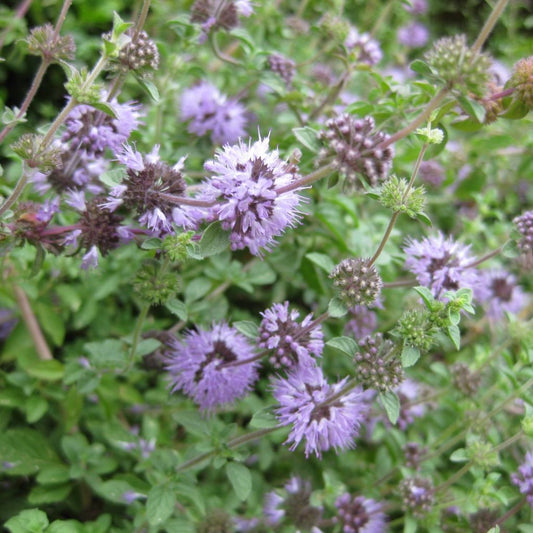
418,160,445,188
200,135,305,256
469,509,500,533
344,305,378,341
62,99,142,158
474,269,527,322
403,0,427,14
334,494,386,533
345,27,382,66
330,258,383,307
165,322,259,411
512,451,533,507
395,309,435,351
508,56,533,109
404,442,425,470
424,34,492,95
267,53,296,88
257,301,324,369
400,477,435,517
354,333,404,392
104,144,202,233
397,22,429,49
396,379,426,430
25,23,76,62
180,81,247,145
272,365,372,458
264,477,323,530
451,362,481,396
403,232,479,299
514,210,533,265
318,114,394,188
115,29,159,77
196,509,234,533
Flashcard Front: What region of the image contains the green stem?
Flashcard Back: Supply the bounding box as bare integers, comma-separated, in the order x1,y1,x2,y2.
175,427,278,473
471,0,510,54
128,304,150,368
464,245,503,269
367,143,428,267
0,163,30,217
378,88,449,149
210,33,241,66
133,0,151,41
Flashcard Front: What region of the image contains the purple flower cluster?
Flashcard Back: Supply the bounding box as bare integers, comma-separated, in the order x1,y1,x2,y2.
397,22,429,49
258,301,323,369
475,269,527,321
201,135,305,255
181,81,247,144
335,493,386,533
345,28,382,66
512,451,533,507
403,232,479,299
166,322,259,411
272,365,372,458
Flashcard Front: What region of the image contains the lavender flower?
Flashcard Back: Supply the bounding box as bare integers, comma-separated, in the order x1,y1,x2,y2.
403,0,428,14
397,22,429,49
396,379,426,430
106,143,203,233
62,99,142,158
474,269,527,321
335,493,387,533
345,28,382,66
512,451,533,507
273,365,372,458
400,477,435,516
181,81,247,144
258,301,324,369
201,136,305,255
344,305,378,341
403,232,479,299
264,477,323,530
166,322,259,411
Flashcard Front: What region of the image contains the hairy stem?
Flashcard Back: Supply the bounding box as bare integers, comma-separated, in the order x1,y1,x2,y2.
471,0,510,54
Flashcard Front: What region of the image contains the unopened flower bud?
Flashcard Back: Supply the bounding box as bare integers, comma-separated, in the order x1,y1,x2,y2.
330,258,382,307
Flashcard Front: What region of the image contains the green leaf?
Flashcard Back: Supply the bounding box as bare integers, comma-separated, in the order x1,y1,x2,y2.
413,286,435,308
198,222,230,257
184,278,212,303
141,237,163,250
166,299,188,321
249,407,278,429
25,360,64,381
380,391,400,425
90,102,118,119
401,345,421,367
447,324,461,350
457,95,486,123
84,339,127,369
415,212,432,226
328,297,348,318
233,320,259,339
0,429,60,476
448,309,461,325
134,338,161,357
135,76,160,102
226,462,252,500
28,482,72,504
36,464,70,485
449,448,468,462
292,127,321,153
500,97,529,119
146,484,176,526
305,252,335,273
25,395,49,423
325,336,358,357
46,520,84,533
5,509,49,533
409,59,433,77
35,303,65,346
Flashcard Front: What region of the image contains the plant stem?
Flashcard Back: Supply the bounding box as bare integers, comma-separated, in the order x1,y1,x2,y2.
210,33,241,66
128,304,150,369
464,245,503,269
496,497,527,526
0,163,30,218
156,192,216,208
133,0,151,41
382,278,417,288
175,427,278,473
276,163,336,194
308,70,351,122
471,0,510,54
378,89,449,149
0,0,33,50
367,143,428,267
52,0,72,40
12,284,53,360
